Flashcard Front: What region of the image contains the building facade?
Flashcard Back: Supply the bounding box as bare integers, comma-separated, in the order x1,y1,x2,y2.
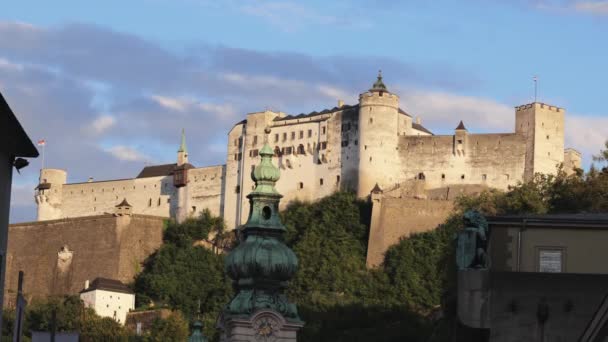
32,73,580,229
80,277,135,324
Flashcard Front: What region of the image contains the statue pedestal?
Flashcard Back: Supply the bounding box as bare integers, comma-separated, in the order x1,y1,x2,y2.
219,310,304,342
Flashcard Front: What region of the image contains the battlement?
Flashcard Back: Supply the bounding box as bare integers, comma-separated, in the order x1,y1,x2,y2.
515,102,563,113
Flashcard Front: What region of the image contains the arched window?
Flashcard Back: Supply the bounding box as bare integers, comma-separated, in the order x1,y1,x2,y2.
297,144,305,155
274,146,281,157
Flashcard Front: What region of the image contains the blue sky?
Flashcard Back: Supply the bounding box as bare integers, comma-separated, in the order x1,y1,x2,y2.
2,0,608,222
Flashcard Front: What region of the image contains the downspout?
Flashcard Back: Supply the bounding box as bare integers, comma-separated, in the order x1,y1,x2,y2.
517,218,527,272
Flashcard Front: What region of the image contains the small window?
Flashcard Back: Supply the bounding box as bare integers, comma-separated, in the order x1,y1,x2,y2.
369,156,373,162
192,206,196,212
249,149,259,157
538,248,564,273
291,132,296,140
482,174,487,181
320,178,324,186
322,127,326,134
457,139,463,144
461,174,465,180
308,129,312,138
284,147,293,155
298,182,304,189
167,198,171,203
418,173,425,180
546,135,550,140
336,175,341,184
274,134,279,142
354,140,358,145
369,117,373,124
441,174,446,180
253,135,258,145
299,131,304,139
158,198,161,206
283,133,287,141
297,144,305,154
341,140,349,147
148,198,152,207
238,137,243,147
235,185,240,194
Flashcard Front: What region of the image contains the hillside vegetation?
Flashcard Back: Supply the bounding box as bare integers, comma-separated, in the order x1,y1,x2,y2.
8,159,608,340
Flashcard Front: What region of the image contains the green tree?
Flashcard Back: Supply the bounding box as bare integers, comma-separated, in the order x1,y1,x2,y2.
147,312,189,342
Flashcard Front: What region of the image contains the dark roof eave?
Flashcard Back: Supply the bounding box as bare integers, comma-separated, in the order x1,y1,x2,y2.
0,92,39,158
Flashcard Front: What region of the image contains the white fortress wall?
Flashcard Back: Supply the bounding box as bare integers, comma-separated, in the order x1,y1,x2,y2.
398,133,527,190
60,175,175,219
187,165,225,219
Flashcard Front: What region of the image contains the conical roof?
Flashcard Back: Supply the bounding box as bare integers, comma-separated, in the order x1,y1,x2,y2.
178,128,188,153
115,198,131,207
455,120,467,130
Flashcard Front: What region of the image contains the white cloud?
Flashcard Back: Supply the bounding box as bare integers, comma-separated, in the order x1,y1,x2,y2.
105,145,150,162
150,95,190,112
84,115,116,135
564,113,608,161
396,88,514,132
574,1,608,14
0,57,23,71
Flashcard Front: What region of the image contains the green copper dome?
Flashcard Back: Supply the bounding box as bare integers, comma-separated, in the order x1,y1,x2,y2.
223,129,301,322
370,70,388,92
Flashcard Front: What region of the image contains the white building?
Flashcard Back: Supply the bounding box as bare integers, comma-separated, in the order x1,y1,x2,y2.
79,277,135,325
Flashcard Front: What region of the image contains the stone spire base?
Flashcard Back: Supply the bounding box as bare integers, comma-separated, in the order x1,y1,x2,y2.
219,310,303,342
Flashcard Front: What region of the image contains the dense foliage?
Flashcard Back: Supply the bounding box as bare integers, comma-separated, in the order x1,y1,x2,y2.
134,209,233,339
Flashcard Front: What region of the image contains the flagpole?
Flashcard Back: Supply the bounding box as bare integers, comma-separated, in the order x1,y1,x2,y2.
533,76,538,103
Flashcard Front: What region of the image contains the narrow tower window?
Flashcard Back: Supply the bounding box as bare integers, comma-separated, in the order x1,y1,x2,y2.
320,178,324,186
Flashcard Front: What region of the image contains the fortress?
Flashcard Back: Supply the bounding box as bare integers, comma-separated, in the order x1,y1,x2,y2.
33,73,581,230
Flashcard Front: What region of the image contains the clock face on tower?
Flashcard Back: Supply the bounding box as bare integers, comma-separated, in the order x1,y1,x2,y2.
253,316,280,342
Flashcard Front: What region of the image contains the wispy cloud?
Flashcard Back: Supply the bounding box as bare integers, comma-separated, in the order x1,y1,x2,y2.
84,115,116,135
105,145,151,162
574,1,608,14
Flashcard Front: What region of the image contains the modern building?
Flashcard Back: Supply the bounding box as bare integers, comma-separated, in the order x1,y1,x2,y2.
0,92,38,333
457,213,608,341
32,73,580,230
79,277,135,324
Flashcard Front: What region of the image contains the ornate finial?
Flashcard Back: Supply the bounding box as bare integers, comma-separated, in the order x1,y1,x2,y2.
178,128,188,153
264,126,271,143
370,70,388,92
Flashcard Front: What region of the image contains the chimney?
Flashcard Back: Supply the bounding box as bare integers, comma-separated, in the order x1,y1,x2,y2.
84,280,90,290
338,99,344,107
416,117,421,125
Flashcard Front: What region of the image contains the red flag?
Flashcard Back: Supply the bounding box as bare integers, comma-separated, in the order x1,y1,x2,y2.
37,139,46,146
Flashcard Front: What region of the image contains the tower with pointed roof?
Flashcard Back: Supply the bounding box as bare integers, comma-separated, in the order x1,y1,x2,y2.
219,127,303,341
356,71,401,197
177,128,189,167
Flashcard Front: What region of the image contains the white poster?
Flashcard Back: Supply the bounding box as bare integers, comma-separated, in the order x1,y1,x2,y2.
539,250,563,273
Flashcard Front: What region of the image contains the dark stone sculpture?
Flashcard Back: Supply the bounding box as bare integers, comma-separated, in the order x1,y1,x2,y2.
456,210,489,270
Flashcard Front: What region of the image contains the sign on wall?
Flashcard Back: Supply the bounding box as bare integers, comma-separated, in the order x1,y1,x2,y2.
539,249,563,273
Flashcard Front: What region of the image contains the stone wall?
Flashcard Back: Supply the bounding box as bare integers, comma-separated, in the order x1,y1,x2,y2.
366,195,454,268
489,272,608,342
4,214,164,305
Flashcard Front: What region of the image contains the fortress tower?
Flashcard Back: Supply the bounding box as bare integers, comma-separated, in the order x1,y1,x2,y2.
174,129,190,223
515,103,565,181
357,72,401,197
35,168,67,220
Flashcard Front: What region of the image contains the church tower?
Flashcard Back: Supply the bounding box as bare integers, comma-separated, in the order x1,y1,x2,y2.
174,129,190,223
219,128,303,341
357,71,400,197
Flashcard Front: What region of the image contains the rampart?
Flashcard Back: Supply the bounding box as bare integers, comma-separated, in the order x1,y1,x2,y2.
4,214,164,305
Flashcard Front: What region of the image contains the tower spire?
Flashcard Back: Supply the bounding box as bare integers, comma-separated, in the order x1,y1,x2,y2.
177,129,188,166
178,128,187,153
222,127,302,336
